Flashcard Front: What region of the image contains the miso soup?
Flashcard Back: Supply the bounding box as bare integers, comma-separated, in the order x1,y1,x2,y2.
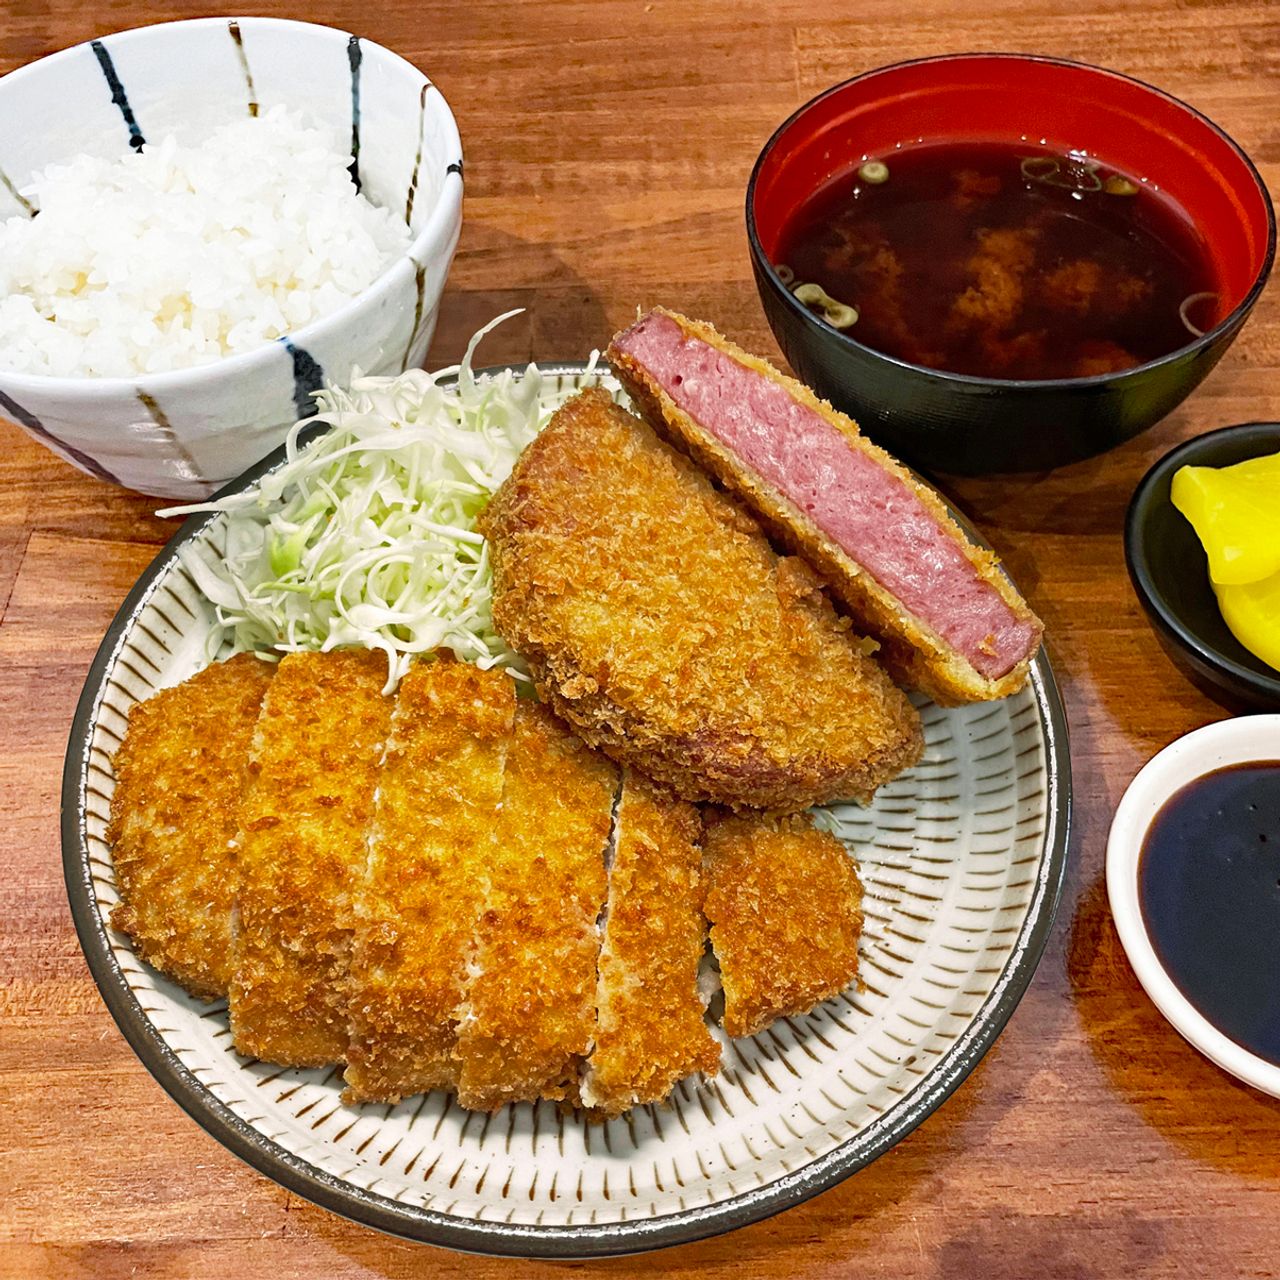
773,140,1219,381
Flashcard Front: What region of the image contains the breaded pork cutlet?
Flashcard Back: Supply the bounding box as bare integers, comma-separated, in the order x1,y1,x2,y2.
344,660,514,1104
107,653,272,1000
608,308,1044,705
702,811,863,1038
455,700,618,1112
229,650,391,1068
580,771,720,1116
478,389,923,812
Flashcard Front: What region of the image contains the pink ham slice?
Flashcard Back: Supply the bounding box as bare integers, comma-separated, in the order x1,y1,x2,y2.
612,313,1038,680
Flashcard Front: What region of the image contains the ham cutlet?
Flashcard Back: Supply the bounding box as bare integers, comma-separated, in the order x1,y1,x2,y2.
702,811,863,1038
229,649,391,1068
345,660,514,1104
107,653,272,1000
455,700,618,1112
608,308,1043,705
478,388,923,812
581,771,720,1116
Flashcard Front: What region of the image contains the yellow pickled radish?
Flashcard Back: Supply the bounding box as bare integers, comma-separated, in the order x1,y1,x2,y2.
1215,571,1280,673
1171,453,1280,585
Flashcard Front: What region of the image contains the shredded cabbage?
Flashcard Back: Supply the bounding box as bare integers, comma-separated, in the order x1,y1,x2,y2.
159,312,592,689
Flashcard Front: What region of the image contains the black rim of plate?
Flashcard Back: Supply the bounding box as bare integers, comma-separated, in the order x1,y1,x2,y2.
62,360,1073,1259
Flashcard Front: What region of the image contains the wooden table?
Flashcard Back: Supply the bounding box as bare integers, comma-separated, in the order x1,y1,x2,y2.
3,1,1279,1276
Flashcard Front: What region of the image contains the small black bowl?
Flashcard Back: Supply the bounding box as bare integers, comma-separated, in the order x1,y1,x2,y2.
746,54,1276,476
1126,422,1280,711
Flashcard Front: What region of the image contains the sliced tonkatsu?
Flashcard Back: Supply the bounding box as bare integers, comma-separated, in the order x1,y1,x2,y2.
344,660,514,1103
608,308,1043,705
478,388,923,811
580,772,721,1116
229,649,391,1067
455,700,618,1112
702,811,863,1038
111,652,875,1116
107,653,272,1000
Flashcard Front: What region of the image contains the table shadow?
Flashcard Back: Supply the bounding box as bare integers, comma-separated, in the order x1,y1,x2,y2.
425,225,612,371
941,392,1207,541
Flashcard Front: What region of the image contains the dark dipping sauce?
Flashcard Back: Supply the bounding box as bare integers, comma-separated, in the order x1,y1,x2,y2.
774,140,1219,380
1138,762,1280,1067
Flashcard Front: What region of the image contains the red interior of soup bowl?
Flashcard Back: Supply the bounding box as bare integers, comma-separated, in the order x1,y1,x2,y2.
750,54,1274,319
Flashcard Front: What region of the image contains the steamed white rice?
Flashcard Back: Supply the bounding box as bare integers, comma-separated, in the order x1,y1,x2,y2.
0,106,412,378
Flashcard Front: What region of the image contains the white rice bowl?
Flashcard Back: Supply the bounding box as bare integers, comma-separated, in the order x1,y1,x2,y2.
0,107,412,378
0,18,463,499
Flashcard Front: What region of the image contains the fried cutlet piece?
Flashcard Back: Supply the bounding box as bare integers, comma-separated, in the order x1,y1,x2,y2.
580,771,720,1116
229,649,391,1067
455,700,618,1111
343,660,514,1103
702,811,863,1038
608,309,1043,705
107,654,272,1000
478,388,922,811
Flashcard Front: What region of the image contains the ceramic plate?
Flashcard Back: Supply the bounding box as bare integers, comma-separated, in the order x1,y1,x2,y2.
63,364,1071,1258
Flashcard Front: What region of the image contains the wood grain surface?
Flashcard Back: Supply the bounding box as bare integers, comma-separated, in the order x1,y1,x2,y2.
2,2,1279,1277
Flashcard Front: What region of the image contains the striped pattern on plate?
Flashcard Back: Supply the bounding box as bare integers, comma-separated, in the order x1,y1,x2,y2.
63,365,1071,1257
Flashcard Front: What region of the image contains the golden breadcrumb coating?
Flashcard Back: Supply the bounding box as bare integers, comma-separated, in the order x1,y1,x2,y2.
607,308,1044,705
478,389,922,811
107,654,272,1000
581,771,720,1117
229,650,391,1068
344,660,514,1103
455,700,618,1111
702,810,863,1038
